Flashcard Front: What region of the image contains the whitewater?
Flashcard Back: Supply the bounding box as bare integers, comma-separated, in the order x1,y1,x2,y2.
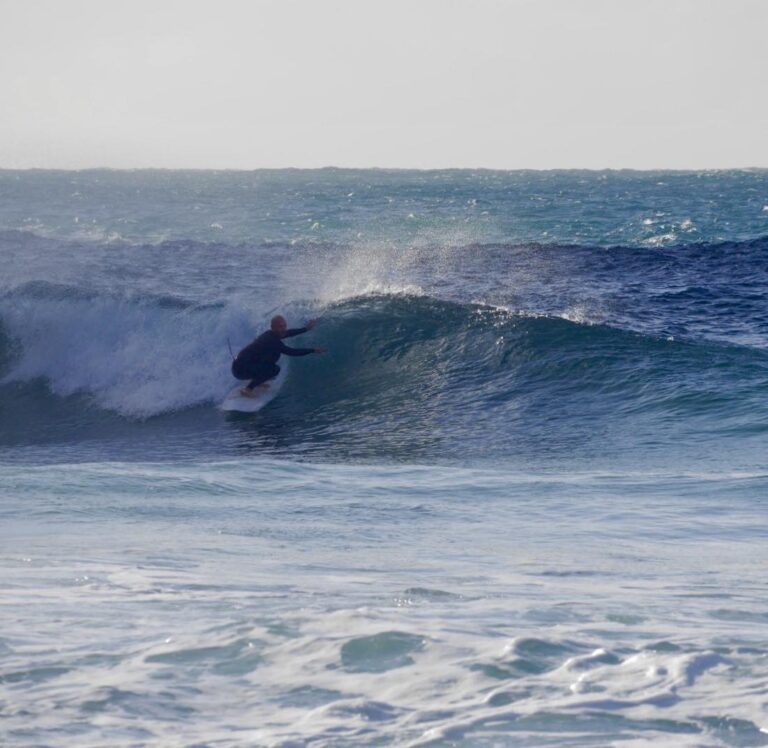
1,168,767,747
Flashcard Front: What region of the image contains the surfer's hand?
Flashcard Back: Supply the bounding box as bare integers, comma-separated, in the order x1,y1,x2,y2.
314,347,327,354
306,318,318,330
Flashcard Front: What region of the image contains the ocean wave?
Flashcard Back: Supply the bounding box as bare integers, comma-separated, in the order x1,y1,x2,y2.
0,282,248,418
1,283,766,440
3,225,768,253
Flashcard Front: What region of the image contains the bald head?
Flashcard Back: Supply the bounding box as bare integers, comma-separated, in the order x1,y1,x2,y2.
271,315,288,337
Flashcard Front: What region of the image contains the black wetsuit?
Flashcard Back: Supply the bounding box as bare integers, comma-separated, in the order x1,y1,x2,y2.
232,328,313,389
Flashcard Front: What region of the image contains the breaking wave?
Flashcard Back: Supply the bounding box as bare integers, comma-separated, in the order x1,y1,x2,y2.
1,282,766,461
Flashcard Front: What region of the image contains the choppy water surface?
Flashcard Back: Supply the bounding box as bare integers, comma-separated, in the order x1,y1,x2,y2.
1,169,767,746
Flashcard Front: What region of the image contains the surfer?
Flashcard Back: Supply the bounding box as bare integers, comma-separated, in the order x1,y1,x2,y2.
232,315,326,397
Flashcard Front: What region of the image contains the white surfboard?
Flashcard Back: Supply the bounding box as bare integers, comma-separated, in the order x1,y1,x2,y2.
220,369,286,413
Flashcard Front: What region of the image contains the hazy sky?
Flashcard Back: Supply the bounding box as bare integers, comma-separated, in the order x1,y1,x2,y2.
1,0,766,169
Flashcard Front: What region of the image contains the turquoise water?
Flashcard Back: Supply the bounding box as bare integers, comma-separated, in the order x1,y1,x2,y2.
1,169,767,746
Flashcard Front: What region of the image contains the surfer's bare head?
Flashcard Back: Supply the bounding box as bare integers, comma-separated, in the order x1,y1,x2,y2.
271,315,288,337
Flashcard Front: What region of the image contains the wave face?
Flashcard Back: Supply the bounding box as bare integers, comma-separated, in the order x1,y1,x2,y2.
1,279,766,469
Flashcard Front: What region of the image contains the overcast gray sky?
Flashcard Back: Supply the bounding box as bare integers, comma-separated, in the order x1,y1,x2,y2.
1,0,766,169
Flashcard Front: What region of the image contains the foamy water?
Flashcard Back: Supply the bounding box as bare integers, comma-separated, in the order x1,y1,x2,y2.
3,461,768,746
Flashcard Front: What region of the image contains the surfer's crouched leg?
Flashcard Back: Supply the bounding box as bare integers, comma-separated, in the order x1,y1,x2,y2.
246,363,280,390
231,361,280,393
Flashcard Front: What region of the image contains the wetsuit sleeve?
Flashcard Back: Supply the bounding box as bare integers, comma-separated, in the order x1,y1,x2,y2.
283,327,308,339
279,342,314,356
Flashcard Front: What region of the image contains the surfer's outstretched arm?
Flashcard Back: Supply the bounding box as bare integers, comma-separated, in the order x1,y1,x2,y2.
283,319,316,338
279,342,327,356
279,343,315,356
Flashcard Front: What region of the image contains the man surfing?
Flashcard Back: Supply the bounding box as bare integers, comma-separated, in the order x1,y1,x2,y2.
232,315,326,397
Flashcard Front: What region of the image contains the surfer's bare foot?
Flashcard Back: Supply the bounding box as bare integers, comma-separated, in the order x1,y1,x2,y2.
240,384,269,397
